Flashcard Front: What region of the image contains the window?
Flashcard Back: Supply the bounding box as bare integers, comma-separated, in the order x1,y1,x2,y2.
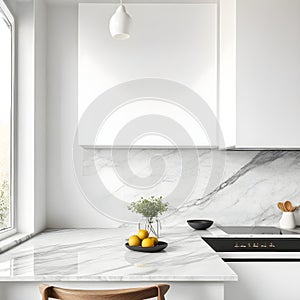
0,0,14,239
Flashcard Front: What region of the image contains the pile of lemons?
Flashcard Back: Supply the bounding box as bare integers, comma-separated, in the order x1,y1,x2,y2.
128,229,158,248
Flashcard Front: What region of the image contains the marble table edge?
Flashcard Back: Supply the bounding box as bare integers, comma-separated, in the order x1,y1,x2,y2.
0,274,238,282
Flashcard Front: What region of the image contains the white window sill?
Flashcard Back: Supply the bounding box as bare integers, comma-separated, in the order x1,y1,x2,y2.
0,232,34,254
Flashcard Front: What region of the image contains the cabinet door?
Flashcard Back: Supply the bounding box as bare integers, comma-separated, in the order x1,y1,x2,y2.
226,262,300,300
78,3,218,147
236,0,300,148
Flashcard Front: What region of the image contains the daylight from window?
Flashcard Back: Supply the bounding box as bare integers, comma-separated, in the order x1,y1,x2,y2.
0,10,12,231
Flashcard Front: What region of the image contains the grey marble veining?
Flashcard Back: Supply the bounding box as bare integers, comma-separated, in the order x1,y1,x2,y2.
0,228,237,282
185,151,288,207
82,149,300,226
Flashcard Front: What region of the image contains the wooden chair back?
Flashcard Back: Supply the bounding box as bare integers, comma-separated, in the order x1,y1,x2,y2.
39,284,170,300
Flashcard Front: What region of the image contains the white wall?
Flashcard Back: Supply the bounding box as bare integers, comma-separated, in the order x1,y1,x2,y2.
33,0,47,233
46,3,118,227
46,2,219,227
15,0,36,233
45,2,300,228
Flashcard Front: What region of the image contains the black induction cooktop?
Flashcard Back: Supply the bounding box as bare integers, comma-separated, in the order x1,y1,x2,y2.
219,226,298,235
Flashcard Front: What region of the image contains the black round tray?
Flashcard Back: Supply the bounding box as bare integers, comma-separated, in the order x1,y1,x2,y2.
125,241,168,253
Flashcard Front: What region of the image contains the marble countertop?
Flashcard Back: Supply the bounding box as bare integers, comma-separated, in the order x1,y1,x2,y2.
0,227,237,282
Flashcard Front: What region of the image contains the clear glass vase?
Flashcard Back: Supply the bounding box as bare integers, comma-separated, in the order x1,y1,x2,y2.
138,218,161,237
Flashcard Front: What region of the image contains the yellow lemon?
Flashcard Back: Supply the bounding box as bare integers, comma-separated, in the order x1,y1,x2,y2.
141,238,154,248
150,236,159,246
128,235,141,247
137,229,149,240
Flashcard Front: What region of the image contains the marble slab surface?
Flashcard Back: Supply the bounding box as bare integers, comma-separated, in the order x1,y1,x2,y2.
82,149,300,226
0,227,237,282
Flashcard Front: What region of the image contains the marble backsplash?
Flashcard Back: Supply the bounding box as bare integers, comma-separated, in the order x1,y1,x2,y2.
82,149,300,227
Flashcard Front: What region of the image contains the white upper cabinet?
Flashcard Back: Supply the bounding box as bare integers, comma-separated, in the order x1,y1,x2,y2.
236,0,300,148
78,3,219,147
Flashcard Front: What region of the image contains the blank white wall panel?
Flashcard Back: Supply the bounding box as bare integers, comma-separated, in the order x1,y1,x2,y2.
78,3,218,147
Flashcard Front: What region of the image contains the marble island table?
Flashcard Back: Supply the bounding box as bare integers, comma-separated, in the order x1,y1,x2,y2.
0,227,237,300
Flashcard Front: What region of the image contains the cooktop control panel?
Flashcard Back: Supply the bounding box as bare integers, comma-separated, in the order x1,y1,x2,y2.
233,241,276,249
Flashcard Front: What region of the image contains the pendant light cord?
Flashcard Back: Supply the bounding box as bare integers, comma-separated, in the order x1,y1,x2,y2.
120,0,123,5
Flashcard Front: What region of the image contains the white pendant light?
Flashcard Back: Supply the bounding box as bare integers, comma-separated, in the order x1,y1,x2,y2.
109,0,132,40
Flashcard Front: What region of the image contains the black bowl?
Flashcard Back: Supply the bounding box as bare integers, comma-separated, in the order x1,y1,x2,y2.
187,219,213,230
125,241,168,253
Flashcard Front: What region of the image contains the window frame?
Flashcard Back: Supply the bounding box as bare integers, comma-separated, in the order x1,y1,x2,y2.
0,0,16,241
